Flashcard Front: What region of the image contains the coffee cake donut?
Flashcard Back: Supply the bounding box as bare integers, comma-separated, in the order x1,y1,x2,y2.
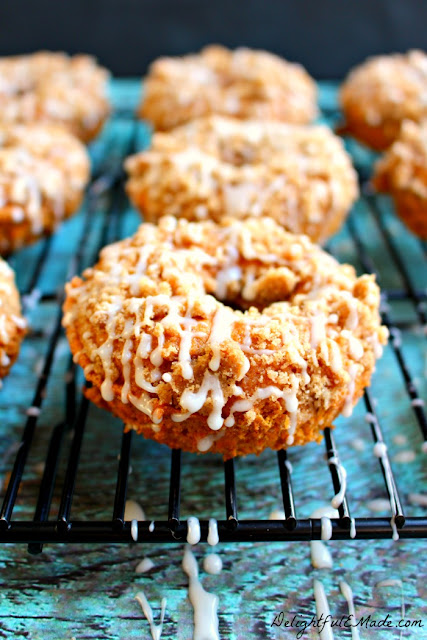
0,258,26,382
63,216,387,458
0,51,110,142
340,50,427,150
139,45,317,130
0,123,90,253
125,116,358,243
373,120,427,238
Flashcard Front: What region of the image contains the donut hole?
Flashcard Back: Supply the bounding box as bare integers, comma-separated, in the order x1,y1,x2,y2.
209,261,301,313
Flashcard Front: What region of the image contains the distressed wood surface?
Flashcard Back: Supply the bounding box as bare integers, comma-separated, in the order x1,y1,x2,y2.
0,81,425,639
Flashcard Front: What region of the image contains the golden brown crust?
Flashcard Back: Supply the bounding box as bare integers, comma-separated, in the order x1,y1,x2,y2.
340,50,427,150
373,120,427,238
0,123,90,253
63,216,387,458
0,51,110,143
125,116,358,244
139,45,317,130
0,258,26,380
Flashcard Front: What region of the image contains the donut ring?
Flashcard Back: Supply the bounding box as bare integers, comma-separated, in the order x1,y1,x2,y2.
373,120,427,238
0,123,90,254
139,45,317,131
0,258,26,382
63,216,387,458
340,50,427,150
125,116,358,244
0,51,110,143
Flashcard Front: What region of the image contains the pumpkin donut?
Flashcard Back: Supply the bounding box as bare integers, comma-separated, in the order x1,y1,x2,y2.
139,45,317,130
0,258,26,382
0,51,110,143
63,216,387,458
373,120,427,238
125,116,358,244
340,50,427,150
0,123,90,254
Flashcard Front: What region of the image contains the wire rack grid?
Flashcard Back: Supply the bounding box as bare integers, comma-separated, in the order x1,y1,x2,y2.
0,80,426,554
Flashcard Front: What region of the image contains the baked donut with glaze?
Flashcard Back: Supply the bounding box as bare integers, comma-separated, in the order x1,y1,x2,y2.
0,258,26,382
373,120,427,238
139,45,317,130
0,51,110,142
63,216,387,458
340,50,427,150
0,123,90,253
125,115,358,244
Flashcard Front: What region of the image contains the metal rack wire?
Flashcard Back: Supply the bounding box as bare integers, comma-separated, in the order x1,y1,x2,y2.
0,85,426,554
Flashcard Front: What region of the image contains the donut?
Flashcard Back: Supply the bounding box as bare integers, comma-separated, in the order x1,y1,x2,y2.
0,258,26,382
0,51,110,142
339,50,427,150
0,123,90,254
125,116,358,244
63,216,387,459
139,45,317,130
373,120,427,238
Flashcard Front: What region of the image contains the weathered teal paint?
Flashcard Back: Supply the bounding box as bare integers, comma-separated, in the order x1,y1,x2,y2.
0,81,425,639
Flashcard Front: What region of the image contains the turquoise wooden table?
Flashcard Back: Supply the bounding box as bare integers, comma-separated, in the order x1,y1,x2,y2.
0,81,426,639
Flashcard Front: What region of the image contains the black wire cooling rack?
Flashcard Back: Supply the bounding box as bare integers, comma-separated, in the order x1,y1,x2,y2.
0,83,426,554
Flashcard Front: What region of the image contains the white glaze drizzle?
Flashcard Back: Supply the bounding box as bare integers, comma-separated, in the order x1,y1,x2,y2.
349,518,356,539
339,581,360,640
411,398,425,407
187,516,201,545
392,450,416,463
342,363,358,417
313,579,334,640
310,311,326,349
131,519,138,542
373,442,387,458
310,505,338,570
182,546,220,640
224,381,299,444
311,542,333,570
208,306,236,372
350,438,365,452
135,592,167,640
136,557,155,573
203,554,223,575
207,518,219,546
390,515,399,541
371,441,400,540
181,371,225,431
197,431,224,452
328,456,347,509
321,516,333,541
95,297,123,401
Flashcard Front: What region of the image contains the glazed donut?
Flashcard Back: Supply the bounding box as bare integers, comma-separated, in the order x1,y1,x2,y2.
0,258,26,382
373,120,427,238
0,123,90,254
139,45,317,130
0,51,110,142
63,216,387,458
125,116,358,244
340,50,427,150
